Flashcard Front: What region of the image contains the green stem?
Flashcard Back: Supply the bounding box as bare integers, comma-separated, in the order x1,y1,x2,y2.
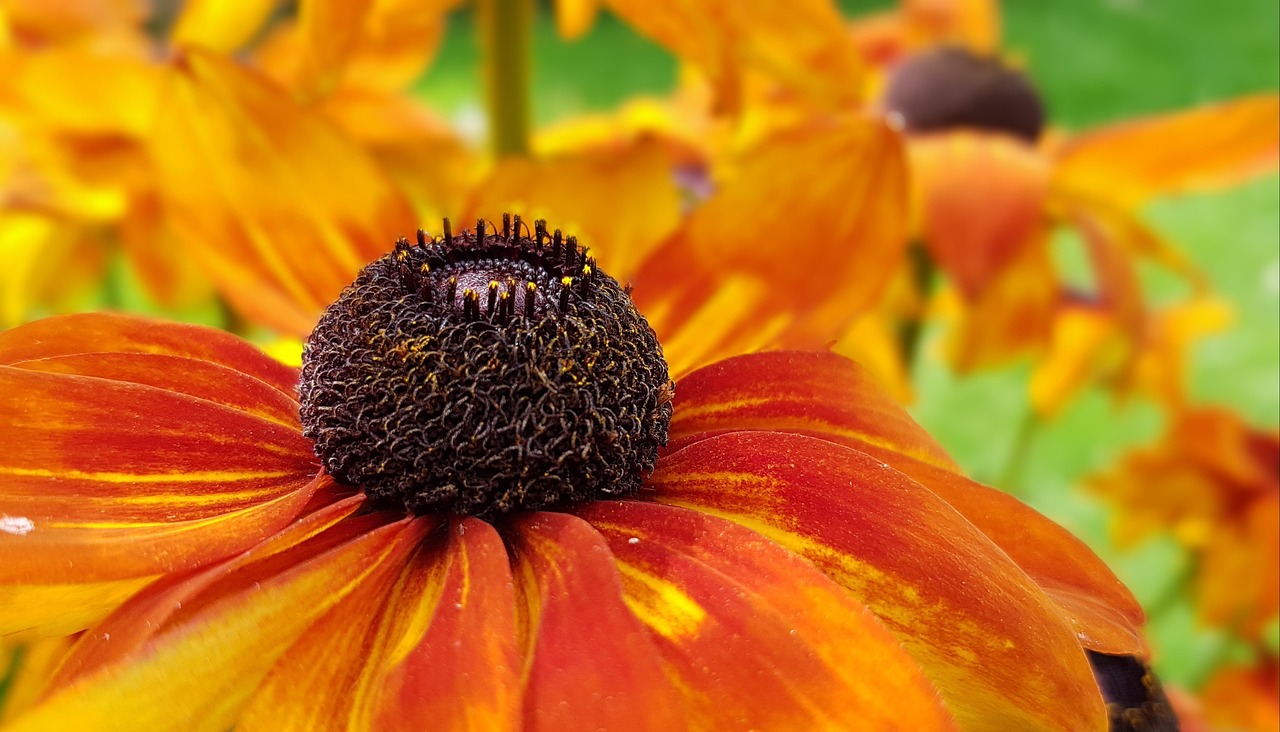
479,0,532,158
997,409,1040,492
897,241,937,372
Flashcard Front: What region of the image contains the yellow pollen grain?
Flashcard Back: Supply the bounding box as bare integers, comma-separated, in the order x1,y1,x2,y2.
561,276,573,288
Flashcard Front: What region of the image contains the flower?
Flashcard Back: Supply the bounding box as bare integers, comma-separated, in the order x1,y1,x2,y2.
1088,407,1280,641
0,217,1151,728
0,0,470,326
597,0,1279,408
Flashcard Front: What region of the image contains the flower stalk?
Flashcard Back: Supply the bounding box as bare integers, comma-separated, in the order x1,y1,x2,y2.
479,0,532,158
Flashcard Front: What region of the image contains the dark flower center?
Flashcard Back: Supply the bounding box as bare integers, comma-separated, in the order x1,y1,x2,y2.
298,214,674,516
883,46,1046,143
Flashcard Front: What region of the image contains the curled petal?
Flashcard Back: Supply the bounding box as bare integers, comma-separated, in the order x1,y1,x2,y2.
578,500,957,731
647,432,1107,730
669,350,1146,655
1054,94,1280,206
10,515,424,732
910,132,1050,299
506,512,684,732
152,49,416,336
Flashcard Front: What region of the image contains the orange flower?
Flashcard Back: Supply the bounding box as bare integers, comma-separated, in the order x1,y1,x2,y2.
0,290,1148,728
0,0,469,326
1198,659,1280,732
1089,408,1280,641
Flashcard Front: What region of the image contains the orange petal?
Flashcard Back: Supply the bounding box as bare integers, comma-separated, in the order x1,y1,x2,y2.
1054,94,1280,206
902,0,1001,53
669,350,1147,655
152,49,416,336
10,516,425,732
910,132,1050,298
554,0,600,40
647,432,1108,730
1027,305,1125,418
46,495,368,688
0,317,321,594
506,512,684,731
235,515,447,732
462,137,683,281
5,50,161,137
578,499,958,731
602,0,864,113
256,0,460,100
941,238,1059,370
0,313,299,396
372,519,521,731
169,0,279,53
631,118,908,374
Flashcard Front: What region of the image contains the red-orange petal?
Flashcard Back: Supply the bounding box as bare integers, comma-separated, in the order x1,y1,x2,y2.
11,514,424,732
0,313,299,395
910,132,1050,299
505,512,685,732
152,49,416,336
668,350,1146,656
0,316,320,598
371,518,521,731
1053,94,1280,206
631,118,908,375
646,432,1107,730
578,500,958,731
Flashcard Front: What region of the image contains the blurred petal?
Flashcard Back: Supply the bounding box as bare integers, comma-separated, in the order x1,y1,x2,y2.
9,517,425,732
554,0,599,40
669,350,1147,654
1028,306,1125,417
1054,94,1280,206
170,0,279,53
632,118,908,374
1200,660,1280,732
647,432,1107,730
602,0,863,113
506,512,684,731
911,132,1050,298
902,0,1001,52
0,636,76,724
257,0,461,100
152,49,416,336
942,239,1058,370
579,500,957,731
4,50,160,137
463,138,682,280
372,519,521,731
1128,296,1233,409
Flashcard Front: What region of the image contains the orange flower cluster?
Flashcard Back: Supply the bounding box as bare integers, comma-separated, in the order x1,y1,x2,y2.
0,0,1274,730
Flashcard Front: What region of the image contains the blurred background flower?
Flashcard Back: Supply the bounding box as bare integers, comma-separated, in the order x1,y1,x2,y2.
0,0,1276,728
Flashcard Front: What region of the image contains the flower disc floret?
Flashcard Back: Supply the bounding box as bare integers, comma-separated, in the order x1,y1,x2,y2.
299,214,674,516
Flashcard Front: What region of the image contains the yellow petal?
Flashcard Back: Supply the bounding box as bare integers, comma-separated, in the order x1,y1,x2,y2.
554,0,600,40
170,0,280,53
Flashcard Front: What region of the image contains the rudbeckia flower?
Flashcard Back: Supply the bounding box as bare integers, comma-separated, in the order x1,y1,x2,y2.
1089,407,1280,641
2,217,1154,730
